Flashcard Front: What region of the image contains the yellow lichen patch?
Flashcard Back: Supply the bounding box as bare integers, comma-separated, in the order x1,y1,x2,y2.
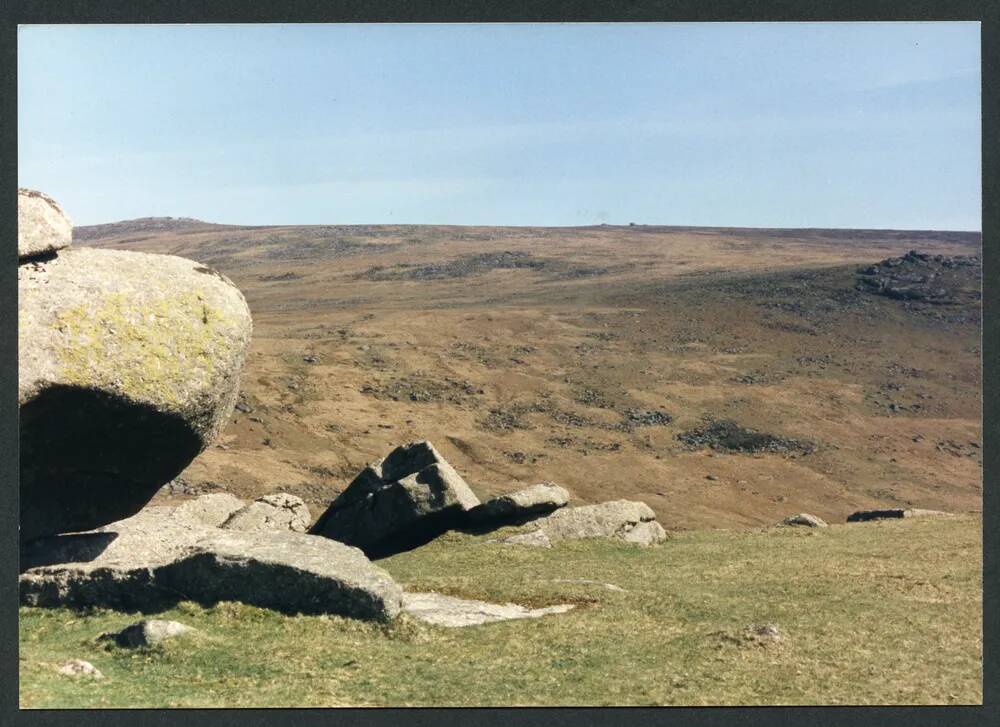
53,291,238,411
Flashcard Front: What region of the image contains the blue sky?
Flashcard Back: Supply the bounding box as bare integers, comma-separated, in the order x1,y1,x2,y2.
18,22,981,230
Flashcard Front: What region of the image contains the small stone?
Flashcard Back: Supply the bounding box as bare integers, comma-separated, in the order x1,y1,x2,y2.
746,623,782,643
621,520,668,545
99,619,193,648
847,508,951,523
57,659,103,679
778,513,828,528
705,474,718,481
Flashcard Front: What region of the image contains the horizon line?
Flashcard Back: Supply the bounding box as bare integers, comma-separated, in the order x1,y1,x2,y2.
71,216,984,235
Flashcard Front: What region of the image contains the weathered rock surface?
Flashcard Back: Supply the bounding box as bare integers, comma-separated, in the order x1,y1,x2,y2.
310,441,480,557
20,503,200,572
499,530,553,548
847,508,952,523
466,483,569,527
98,619,193,648
57,659,103,679
620,519,669,545
222,493,311,533
778,513,828,528
19,188,72,260
173,493,246,528
501,500,667,547
529,500,666,544
19,496,402,621
19,246,253,541
401,591,574,627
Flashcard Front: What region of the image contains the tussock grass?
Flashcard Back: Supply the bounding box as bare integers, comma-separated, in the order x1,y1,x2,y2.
19,516,981,707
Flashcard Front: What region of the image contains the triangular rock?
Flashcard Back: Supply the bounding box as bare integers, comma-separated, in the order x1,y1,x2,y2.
310,441,480,557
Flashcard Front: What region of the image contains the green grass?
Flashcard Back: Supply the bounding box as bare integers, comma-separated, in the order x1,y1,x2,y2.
19,516,982,707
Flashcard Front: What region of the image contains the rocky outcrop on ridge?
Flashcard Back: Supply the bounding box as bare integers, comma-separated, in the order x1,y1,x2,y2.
855,250,981,305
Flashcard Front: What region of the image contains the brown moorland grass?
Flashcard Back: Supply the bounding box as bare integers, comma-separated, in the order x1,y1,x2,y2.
76,222,982,532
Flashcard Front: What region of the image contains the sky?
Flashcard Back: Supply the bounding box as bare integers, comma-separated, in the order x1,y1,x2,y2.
18,22,981,230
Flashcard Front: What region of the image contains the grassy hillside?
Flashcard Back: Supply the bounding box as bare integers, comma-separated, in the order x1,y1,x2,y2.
19,515,982,707
74,222,982,531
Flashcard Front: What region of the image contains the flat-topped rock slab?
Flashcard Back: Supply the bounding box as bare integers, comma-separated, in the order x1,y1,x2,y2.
401,591,574,627
19,495,402,621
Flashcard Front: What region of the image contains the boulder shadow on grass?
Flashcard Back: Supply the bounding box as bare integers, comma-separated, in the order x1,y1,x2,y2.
360,509,475,560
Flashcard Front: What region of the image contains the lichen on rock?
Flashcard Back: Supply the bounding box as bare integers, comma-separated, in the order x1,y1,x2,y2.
52,289,238,415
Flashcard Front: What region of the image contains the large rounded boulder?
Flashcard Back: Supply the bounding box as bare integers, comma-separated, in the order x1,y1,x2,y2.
19,246,252,541
18,188,72,260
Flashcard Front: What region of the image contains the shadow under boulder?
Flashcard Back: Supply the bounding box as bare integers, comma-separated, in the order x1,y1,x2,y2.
463,483,570,533
20,386,203,542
